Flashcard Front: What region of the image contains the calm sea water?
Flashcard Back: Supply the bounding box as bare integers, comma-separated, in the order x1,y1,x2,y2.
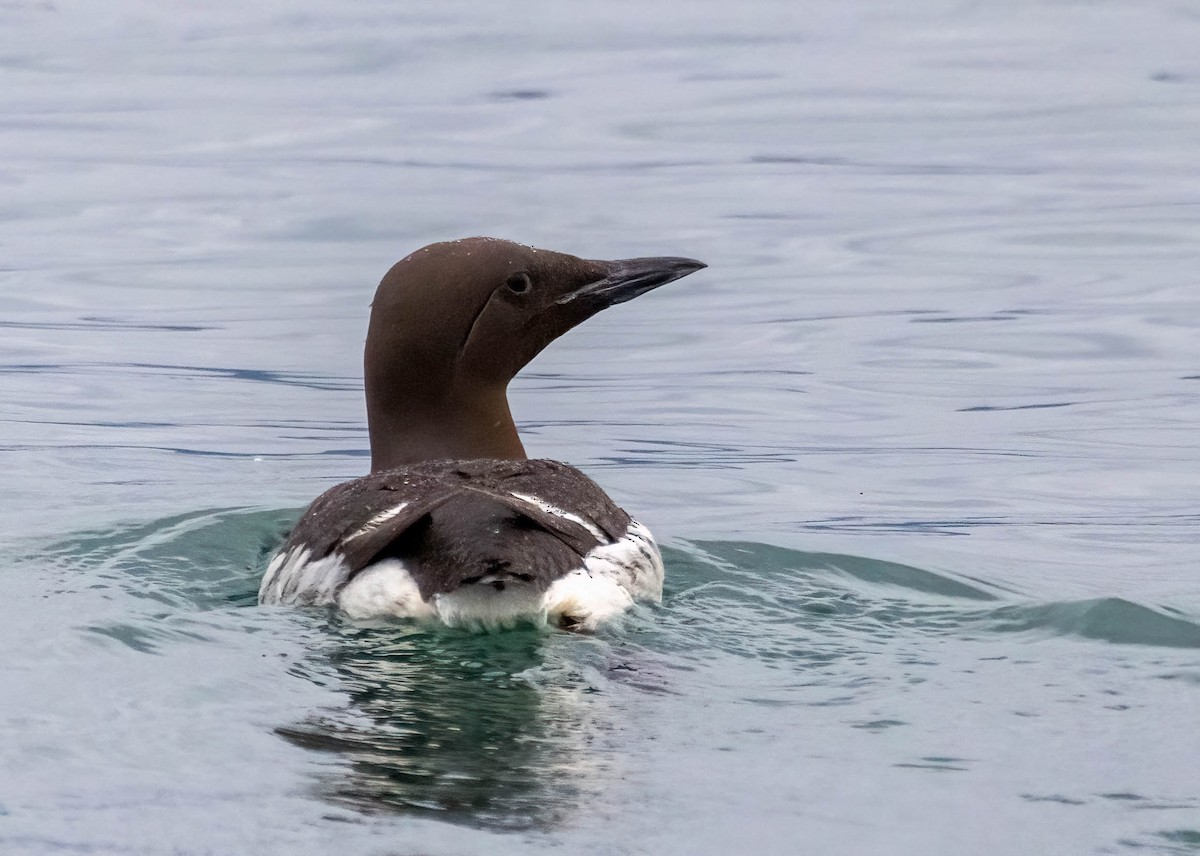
3,1,1199,853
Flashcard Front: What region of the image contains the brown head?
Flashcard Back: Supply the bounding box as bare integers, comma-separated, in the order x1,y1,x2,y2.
364,237,705,471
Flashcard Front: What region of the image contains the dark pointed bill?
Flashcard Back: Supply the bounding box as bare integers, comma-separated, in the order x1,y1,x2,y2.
562,256,707,306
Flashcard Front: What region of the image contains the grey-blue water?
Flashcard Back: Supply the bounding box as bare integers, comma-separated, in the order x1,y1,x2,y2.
3,2,1199,853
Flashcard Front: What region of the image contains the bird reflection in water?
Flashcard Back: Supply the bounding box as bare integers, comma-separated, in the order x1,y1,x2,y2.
277,622,619,830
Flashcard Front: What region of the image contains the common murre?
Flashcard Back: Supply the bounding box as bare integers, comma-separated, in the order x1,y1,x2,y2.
259,237,706,631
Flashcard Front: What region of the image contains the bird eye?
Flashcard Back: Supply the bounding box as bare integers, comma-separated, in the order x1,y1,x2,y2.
506,272,532,294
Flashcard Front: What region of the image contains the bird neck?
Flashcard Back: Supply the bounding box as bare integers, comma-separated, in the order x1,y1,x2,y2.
366,383,526,472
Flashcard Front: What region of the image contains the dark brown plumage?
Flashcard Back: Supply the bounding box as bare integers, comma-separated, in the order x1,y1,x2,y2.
276,459,632,603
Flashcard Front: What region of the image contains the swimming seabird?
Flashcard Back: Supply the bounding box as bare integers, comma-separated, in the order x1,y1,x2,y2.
259,237,706,630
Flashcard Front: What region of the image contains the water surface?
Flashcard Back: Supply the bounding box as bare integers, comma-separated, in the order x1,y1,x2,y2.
3,1,1199,853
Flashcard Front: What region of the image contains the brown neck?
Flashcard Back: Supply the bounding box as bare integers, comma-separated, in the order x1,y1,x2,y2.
366,383,526,472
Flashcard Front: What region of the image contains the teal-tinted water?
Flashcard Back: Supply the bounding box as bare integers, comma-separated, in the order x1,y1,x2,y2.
3,2,1199,853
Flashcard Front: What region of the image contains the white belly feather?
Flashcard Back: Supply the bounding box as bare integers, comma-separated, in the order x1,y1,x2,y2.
259,520,664,632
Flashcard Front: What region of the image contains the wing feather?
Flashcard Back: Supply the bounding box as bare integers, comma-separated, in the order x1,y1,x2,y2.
274,459,633,602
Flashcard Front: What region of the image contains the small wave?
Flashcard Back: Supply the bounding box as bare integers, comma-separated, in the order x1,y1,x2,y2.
660,541,1200,652
981,598,1200,649
34,506,295,613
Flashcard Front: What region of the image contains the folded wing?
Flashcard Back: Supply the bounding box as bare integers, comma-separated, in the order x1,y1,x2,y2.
269,459,632,603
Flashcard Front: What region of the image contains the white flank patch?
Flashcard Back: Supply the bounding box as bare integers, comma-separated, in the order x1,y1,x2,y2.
258,547,348,607
583,519,665,602
508,491,606,540
542,570,634,632
539,519,664,631
337,559,437,621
